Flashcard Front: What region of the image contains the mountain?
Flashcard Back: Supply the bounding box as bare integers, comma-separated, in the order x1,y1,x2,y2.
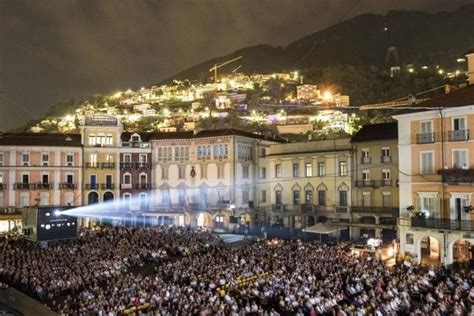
166,5,474,82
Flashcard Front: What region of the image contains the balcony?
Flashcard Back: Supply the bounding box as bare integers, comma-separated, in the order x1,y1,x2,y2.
438,168,474,184
121,141,150,148
85,162,99,169
36,183,53,190
416,132,435,144
315,205,333,213
351,206,399,216
59,183,76,190
120,162,134,169
136,183,151,190
101,183,115,190
381,156,392,163
0,208,22,215
448,129,469,142
355,180,375,188
101,163,116,169
335,206,349,213
14,183,35,190
0,184,5,190
381,179,392,187
121,183,133,189
85,183,99,190
136,162,150,169
411,218,474,232
361,157,371,164
272,204,285,212
300,204,314,212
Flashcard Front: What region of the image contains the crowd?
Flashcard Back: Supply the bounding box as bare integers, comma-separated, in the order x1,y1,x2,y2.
0,226,472,315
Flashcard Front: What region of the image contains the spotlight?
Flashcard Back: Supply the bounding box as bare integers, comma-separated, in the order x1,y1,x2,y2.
54,210,61,217
406,205,415,211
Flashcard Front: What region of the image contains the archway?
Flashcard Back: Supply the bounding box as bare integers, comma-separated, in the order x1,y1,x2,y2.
88,192,99,205
306,215,315,227
197,212,213,228
452,240,472,264
103,191,114,202
419,236,440,266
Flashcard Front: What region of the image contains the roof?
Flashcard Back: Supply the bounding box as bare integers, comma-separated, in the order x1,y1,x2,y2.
412,84,474,109
120,132,154,142
0,133,82,147
351,122,398,143
466,48,474,55
148,129,286,142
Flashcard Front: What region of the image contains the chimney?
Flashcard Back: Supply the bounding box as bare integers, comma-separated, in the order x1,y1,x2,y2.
467,49,474,85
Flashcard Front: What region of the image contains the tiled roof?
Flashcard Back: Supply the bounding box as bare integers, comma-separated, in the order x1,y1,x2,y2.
0,133,82,147
413,84,474,109
351,122,398,142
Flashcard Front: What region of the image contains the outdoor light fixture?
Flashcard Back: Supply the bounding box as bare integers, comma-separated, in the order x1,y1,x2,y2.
406,205,415,211
463,206,473,213
54,210,61,217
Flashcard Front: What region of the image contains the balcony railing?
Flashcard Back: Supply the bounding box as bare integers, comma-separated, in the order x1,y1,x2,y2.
416,132,435,144
381,179,392,187
438,168,474,184
36,183,53,190
121,141,151,148
361,157,371,164
448,129,469,142
101,183,115,190
59,183,76,190
300,204,314,212
136,183,151,190
14,183,35,190
85,183,99,190
335,206,349,213
351,206,399,216
272,204,285,212
0,184,5,190
85,162,99,169
355,180,375,188
101,163,116,169
121,183,133,189
381,156,392,163
136,162,150,169
0,208,22,215
411,218,474,231
120,162,134,169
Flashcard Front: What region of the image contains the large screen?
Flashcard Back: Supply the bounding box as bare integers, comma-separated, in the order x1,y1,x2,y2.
36,207,77,241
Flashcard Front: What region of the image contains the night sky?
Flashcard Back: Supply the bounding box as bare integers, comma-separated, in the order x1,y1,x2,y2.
1,0,473,130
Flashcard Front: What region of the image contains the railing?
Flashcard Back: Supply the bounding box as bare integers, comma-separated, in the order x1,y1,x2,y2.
101,183,115,190
300,204,314,212
84,116,118,126
438,168,474,183
85,183,99,190
361,157,371,164
335,206,349,213
355,180,375,188
0,184,5,190
381,156,392,163
121,183,133,189
0,208,22,215
351,206,399,215
36,183,53,190
101,163,116,169
85,162,99,169
120,162,134,169
59,183,76,189
14,183,35,190
136,162,150,169
136,183,151,190
381,179,392,187
272,204,285,212
448,129,469,141
416,132,435,144
411,218,474,231
315,205,333,213
121,141,151,148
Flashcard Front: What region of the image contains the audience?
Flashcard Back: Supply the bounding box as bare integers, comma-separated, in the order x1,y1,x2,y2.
0,226,472,315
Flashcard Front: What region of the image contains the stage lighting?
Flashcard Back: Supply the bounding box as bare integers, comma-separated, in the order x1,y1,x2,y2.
54,210,61,217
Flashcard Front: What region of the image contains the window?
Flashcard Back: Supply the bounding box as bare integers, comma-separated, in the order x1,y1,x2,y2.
42,153,49,166
339,161,347,176
362,149,370,163
161,191,169,205
242,165,249,179
339,190,347,206
318,162,325,177
382,169,391,180
88,135,96,145
305,163,312,177
42,174,49,184
22,174,29,183
451,195,470,221
123,194,132,209
106,135,113,146
217,165,225,179
420,152,434,174
242,190,249,204
66,174,74,184
123,174,131,185
292,163,300,177
381,147,391,158
275,164,282,178
105,154,114,163
318,190,326,206
453,117,466,131
260,148,266,157
419,194,439,218
178,165,186,179
0,153,3,166
275,190,282,204
178,190,186,206
362,192,371,207
362,170,370,181
89,175,97,185
305,191,313,205
452,149,468,169
0,174,3,184
200,165,207,179
420,120,432,133
261,190,266,203
90,153,97,168
139,154,147,163
140,174,147,185
382,193,391,207
161,166,168,179
260,167,266,179
406,233,414,245
22,153,30,166
20,194,29,207
66,154,74,166
293,190,300,205
105,175,112,186
451,117,468,141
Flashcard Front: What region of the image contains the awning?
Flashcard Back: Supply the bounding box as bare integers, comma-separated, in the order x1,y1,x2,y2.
302,223,348,234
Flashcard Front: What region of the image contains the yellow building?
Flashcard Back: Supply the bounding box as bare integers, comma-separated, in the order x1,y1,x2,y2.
350,123,399,243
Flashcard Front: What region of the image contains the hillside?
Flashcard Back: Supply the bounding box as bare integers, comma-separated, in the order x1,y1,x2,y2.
166,5,474,82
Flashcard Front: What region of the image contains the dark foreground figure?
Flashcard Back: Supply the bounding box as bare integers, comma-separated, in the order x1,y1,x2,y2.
0,226,472,315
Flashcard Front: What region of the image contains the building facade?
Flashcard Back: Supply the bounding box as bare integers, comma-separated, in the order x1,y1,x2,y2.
350,123,399,243
261,139,353,230
395,84,474,266
0,133,82,232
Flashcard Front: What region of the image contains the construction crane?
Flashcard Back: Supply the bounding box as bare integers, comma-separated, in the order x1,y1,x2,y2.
231,65,242,73
209,56,242,82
